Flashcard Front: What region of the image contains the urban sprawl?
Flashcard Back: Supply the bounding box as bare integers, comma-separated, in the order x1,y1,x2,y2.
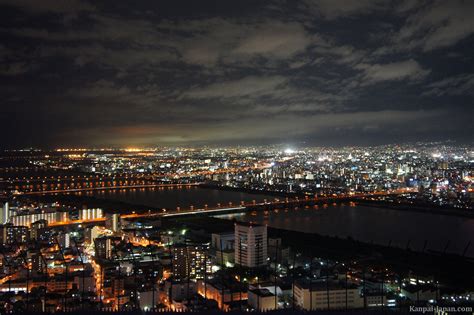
0,142,473,312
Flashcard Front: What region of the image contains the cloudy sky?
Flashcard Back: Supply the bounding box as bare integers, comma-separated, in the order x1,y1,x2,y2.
1,0,473,148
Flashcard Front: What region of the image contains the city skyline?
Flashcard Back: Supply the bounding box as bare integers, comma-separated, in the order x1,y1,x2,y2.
0,143,472,312
1,0,474,148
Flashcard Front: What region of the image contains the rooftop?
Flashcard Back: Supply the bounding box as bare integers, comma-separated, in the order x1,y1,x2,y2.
249,288,274,297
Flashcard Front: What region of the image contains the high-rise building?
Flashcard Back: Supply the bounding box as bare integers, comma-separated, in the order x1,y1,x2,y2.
211,232,234,251
79,208,103,220
32,252,46,274
58,232,71,249
211,231,235,266
0,202,10,224
30,219,48,240
11,208,68,227
0,224,28,245
172,244,209,279
234,222,267,268
112,276,125,296
85,225,102,243
95,236,113,259
106,213,120,232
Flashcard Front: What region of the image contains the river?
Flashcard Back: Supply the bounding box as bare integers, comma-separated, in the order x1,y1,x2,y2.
81,187,474,256
216,203,474,256
78,186,276,210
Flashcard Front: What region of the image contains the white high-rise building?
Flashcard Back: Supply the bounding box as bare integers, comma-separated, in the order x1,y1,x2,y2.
234,222,267,268
105,213,120,232
11,209,67,226
58,232,71,249
0,202,10,224
111,213,120,232
79,208,103,220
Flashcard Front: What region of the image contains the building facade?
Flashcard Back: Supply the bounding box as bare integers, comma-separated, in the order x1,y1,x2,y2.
172,244,209,280
234,222,267,268
293,280,364,310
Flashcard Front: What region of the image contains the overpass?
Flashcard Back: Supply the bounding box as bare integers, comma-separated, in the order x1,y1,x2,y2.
5,165,266,194
48,217,106,227
121,188,417,220
27,188,416,227
15,183,202,195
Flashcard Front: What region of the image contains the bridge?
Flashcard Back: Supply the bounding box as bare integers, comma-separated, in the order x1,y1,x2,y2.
48,217,106,227
3,165,266,194
120,187,417,220
13,188,416,227
16,183,202,195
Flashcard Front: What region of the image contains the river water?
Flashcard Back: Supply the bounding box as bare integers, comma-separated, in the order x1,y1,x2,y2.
217,203,474,256
83,187,474,256
80,186,276,210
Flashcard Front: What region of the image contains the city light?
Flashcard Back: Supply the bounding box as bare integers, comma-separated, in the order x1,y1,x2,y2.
1,0,473,312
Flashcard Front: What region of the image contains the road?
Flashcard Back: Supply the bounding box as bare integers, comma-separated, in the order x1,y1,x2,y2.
15,183,202,195
32,188,417,227
121,187,417,219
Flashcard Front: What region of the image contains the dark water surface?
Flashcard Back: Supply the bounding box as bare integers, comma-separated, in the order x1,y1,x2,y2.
82,187,474,256
80,186,276,210
216,203,474,256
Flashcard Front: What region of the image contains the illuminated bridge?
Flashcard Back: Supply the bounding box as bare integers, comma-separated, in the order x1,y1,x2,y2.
13,188,417,227
16,182,201,195
3,166,265,194
121,188,417,220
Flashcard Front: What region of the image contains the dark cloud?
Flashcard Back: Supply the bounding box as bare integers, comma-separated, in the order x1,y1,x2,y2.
393,0,474,52
0,0,473,148
354,59,430,85
0,0,95,13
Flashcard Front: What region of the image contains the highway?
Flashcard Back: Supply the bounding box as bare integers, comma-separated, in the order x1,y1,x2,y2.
18,188,417,227
15,183,202,195
120,187,417,219
4,165,267,194
48,217,106,227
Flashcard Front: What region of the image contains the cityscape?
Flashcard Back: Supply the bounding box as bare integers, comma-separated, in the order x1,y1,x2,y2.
0,144,473,312
1,0,474,314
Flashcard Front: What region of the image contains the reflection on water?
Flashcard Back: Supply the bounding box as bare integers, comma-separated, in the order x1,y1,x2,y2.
77,186,276,210
78,187,474,257
217,203,474,257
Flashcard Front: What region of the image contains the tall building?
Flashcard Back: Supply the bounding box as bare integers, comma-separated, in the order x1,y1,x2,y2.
211,232,234,250
58,232,71,249
0,202,10,224
32,252,46,274
95,236,113,259
85,225,102,243
172,244,209,279
234,222,267,268
79,208,103,220
30,219,48,240
106,213,120,232
0,224,28,245
211,232,235,266
11,208,68,227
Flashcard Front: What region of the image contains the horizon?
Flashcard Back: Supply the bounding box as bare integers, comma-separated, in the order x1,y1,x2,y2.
2,139,473,151
1,0,474,147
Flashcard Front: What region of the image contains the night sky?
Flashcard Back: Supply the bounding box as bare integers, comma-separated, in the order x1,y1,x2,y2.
1,0,473,148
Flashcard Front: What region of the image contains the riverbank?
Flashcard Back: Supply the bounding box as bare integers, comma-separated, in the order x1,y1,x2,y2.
17,193,158,213
356,199,474,218
164,215,474,290
200,183,297,198
17,184,474,219
203,183,474,219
